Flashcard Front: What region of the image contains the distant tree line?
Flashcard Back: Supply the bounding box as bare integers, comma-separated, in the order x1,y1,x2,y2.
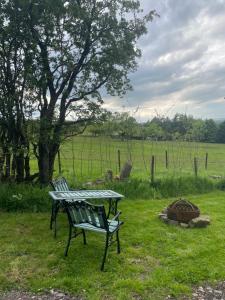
87,112,225,143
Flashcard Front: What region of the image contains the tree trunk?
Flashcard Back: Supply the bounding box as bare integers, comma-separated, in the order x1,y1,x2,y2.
24,155,30,180
49,147,58,180
38,108,63,184
11,155,16,179
16,151,25,182
0,152,5,181
38,141,50,185
5,151,11,179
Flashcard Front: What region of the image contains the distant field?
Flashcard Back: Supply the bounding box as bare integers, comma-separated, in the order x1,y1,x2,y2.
30,136,225,181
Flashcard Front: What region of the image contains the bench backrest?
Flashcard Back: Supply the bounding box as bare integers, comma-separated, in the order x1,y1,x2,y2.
51,177,70,191
63,200,109,231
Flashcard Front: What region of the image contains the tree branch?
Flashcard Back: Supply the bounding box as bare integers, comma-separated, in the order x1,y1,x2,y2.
65,75,109,109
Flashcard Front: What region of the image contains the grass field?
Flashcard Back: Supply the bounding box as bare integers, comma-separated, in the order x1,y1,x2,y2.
1,191,225,300
29,136,225,181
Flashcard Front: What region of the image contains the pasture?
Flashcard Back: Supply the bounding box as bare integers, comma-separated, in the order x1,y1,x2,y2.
30,137,225,182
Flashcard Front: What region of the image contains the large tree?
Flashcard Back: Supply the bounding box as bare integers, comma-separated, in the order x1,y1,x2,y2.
0,0,34,182
18,0,156,184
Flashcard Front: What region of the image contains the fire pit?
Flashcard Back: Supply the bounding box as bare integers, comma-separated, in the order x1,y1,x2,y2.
167,199,200,223
159,198,210,228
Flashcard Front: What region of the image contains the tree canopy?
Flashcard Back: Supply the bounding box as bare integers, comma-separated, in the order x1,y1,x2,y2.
0,0,156,183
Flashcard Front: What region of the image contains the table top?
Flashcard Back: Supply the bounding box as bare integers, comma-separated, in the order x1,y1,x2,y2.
49,190,124,201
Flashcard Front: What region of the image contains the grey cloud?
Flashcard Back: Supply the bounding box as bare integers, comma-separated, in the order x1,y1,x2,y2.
103,0,225,119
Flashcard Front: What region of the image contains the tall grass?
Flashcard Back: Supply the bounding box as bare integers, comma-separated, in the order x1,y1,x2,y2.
0,183,50,212
0,176,219,212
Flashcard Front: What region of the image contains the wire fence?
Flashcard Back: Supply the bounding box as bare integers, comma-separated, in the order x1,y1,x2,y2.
51,136,225,181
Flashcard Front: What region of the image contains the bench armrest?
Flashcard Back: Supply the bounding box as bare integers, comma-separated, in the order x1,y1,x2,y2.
108,211,122,226
111,211,121,221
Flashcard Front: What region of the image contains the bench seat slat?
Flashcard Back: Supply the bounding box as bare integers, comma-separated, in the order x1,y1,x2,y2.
74,220,122,233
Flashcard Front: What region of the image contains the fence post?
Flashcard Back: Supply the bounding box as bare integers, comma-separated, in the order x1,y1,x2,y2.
118,149,121,172
151,155,155,184
205,152,208,170
57,150,62,175
165,150,168,169
194,157,198,177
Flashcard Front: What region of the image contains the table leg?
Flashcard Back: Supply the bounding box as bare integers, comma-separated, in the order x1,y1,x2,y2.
50,199,55,230
107,198,119,218
53,202,60,238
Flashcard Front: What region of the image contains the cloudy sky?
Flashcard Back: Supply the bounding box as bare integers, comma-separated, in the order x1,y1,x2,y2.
103,0,225,121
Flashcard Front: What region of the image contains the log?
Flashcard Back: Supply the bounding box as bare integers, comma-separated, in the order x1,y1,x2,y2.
120,160,132,180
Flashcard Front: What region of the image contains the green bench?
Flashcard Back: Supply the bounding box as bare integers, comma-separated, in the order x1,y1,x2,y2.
63,199,123,271
50,177,71,236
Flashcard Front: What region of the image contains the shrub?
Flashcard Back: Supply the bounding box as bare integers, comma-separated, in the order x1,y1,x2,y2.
0,183,50,212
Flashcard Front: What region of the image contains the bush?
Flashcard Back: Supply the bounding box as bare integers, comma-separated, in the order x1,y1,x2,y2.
0,183,50,212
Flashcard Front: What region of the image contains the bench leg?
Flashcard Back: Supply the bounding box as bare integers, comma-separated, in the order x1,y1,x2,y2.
82,229,87,245
101,234,109,271
50,202,54,230
116,230,121,254
64,225,72,257
53,203,60,238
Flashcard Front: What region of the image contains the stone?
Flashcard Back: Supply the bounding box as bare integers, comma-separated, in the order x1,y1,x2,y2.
158,213,167,219
161,215,169,224
56,292,65,297
94,179,105,185
189,215,210,228
180,222,189,228
161,207,168,214
168,219,179,226
215,290,223,295
209,175,222,179
192,293,198,297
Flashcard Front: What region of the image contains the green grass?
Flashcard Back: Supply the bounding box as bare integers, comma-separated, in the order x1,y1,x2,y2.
29,136,225,182
1,191,225,299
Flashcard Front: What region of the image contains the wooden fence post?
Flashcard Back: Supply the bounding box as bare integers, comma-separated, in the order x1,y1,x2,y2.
151,155,155,184
118,149,121,172
165,150,168,169
205,153,208,170
194,157,198,177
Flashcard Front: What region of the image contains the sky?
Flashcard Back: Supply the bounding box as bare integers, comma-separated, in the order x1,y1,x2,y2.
102,0,225,122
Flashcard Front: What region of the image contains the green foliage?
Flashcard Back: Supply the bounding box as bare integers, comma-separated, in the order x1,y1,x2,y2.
217,121,225,143
104,176,215,200
1,192,225,299
85,112,223,143
0,184,50,212
0,176,217,212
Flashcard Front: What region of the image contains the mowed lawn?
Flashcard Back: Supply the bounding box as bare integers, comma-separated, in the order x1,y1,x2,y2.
30,136,225,181
1,191,225,300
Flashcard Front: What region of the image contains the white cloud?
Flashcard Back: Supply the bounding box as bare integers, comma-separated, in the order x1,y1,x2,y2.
102,0,225,121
